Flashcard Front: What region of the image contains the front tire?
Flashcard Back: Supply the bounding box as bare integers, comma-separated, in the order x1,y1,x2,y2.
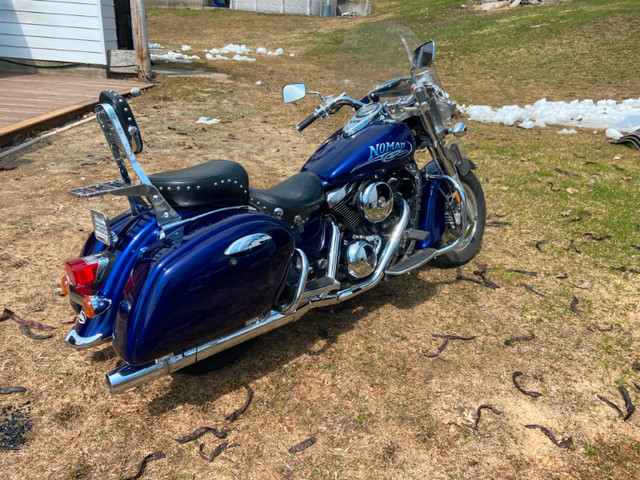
432,171,486,268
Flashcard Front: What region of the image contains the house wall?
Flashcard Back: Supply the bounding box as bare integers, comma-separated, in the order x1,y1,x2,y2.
231,0,329,16
0,0,117,65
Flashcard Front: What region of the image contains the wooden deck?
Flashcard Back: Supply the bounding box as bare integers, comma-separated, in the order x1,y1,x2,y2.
0,73,152,146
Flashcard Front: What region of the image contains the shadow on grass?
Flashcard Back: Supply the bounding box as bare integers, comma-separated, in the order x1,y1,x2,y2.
146,271,443,415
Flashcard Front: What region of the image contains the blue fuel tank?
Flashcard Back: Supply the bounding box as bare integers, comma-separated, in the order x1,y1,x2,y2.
301,122,415,185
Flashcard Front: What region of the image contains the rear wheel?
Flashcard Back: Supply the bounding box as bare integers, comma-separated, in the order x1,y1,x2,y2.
432,171,485,268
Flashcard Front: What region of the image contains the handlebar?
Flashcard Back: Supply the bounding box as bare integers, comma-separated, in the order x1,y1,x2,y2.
295,95,364,132
296,112,318,131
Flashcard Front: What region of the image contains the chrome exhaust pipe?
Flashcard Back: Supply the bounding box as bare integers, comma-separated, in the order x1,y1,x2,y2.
106,308,300,394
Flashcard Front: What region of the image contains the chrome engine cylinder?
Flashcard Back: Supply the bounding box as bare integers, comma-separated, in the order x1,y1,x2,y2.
359,181,394,223
346,241,377,278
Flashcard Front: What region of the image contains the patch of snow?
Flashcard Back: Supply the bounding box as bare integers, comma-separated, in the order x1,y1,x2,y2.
203,44,289,61
458,97,640,134
606,128,623,139
518,120,535,129
150,51,200,63
616,114,640,131
181,45,191,51
196,117,221,124
557,128,577,135
148,42,164,49
206,44,252,55
206,53,230,61
232,54,256,62
480,1,510,11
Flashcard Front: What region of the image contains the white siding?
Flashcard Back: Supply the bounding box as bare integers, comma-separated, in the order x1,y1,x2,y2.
101,0,117,52
232,0,323,16
0,0,117,65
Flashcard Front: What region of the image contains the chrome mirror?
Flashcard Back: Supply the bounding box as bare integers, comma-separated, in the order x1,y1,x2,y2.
282,83,306,103
450,122,467,138
412,41,435,69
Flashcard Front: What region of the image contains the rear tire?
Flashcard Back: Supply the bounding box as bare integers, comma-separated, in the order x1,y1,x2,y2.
180,340,254,375
432,171,485,268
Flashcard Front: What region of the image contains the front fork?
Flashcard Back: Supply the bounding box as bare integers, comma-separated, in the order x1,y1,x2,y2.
412,84,471,242
412,84,459,178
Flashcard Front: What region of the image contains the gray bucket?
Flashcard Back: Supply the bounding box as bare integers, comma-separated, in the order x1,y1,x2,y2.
321,3,331,16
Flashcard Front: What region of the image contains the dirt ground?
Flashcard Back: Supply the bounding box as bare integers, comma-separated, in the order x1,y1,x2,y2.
1,6,640,480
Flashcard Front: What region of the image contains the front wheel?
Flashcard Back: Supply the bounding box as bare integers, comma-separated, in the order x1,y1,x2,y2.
432,171,486,268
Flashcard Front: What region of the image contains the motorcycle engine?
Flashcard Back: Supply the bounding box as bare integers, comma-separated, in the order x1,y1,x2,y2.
327,173,415,280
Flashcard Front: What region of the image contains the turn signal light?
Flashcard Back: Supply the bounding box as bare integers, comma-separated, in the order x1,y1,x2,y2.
82,295,111,319
61,276,71,296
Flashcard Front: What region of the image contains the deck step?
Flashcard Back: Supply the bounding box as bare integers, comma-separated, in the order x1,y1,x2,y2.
386,248,438,275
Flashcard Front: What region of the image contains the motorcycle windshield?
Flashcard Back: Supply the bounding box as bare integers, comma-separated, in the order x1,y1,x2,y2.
335,22,442,100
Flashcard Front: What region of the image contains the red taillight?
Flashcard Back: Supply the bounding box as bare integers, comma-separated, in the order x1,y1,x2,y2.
66,258,99,287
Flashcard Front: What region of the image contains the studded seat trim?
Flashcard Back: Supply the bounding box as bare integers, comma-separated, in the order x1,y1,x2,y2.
149,160,249,208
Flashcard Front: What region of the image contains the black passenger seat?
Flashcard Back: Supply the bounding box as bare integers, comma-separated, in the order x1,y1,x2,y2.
149,160,249,208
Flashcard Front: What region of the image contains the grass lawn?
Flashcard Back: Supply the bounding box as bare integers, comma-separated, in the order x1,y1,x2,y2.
0,0,638,478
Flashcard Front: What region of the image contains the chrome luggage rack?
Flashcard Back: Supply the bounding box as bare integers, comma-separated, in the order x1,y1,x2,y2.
69,179,128,197
69,98,181,229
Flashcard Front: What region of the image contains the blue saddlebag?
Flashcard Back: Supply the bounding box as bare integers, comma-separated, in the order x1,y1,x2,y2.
113,208,294,365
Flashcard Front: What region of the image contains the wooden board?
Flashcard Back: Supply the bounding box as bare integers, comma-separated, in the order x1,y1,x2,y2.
0,73,152,145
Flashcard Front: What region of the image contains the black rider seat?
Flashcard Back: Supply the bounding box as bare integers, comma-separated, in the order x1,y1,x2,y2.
149,160,249,208
249,171,325,230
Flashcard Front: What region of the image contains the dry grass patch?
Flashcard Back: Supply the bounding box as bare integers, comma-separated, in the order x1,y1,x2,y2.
0,3,639,479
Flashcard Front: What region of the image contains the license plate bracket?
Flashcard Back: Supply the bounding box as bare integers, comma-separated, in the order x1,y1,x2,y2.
91,210,113,246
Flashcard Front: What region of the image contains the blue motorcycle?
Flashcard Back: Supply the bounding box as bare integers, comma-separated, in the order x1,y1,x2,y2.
61,24,485,393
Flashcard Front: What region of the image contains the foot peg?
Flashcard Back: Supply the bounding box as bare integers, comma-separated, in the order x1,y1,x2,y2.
404,228,430,242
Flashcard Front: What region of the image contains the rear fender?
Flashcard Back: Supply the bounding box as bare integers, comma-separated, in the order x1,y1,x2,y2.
114,209,294,365
69,211,161,345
